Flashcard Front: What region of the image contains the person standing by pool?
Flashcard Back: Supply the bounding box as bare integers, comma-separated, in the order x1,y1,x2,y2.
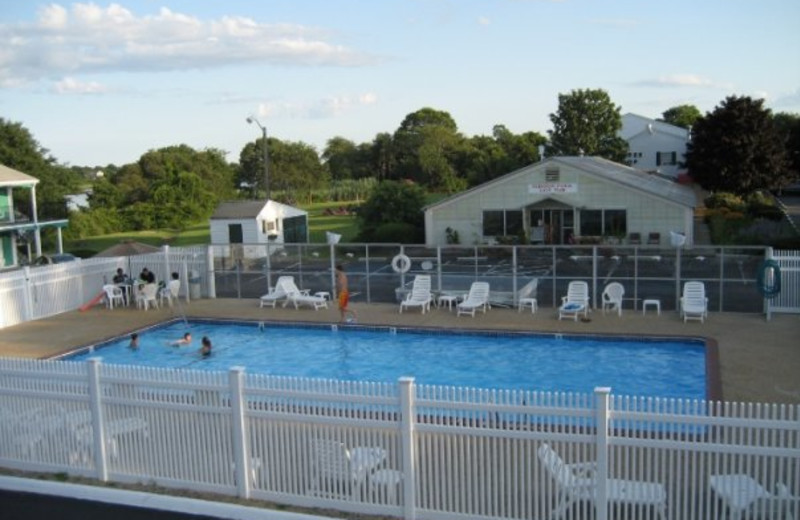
335,264,357,323
199,336,212,358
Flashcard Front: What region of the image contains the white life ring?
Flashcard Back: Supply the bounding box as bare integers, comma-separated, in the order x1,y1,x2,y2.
391,254,411,273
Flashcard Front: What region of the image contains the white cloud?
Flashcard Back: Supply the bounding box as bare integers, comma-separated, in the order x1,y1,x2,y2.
634,74,732,89
0,3,380,86
587,18,639,28
257,92,378,119
477,16,491,26
771,87,800,110
52,77,109,94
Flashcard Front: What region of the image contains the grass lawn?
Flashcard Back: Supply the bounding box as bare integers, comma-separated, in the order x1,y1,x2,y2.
65,201,361,256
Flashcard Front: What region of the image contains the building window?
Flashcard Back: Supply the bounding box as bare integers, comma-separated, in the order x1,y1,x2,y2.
483,210,523,237
545,168,560,182
579,209,627,237
656,152,677,166
626,151,643,166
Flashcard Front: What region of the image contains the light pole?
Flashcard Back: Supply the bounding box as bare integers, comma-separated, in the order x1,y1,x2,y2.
246,116,270,201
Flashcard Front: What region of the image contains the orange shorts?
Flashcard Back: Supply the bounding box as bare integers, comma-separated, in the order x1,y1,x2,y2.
338,289,349,309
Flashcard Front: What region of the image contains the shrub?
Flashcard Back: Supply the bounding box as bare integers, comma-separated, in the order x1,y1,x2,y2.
369,222,423,243
704,192,746,211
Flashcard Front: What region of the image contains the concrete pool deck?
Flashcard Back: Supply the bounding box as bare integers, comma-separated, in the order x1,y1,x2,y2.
0,298,797,404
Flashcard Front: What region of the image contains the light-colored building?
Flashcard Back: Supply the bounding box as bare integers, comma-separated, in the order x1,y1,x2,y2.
0,164,69,268
620,113,690,179
210,200,308,257
424,156,696,247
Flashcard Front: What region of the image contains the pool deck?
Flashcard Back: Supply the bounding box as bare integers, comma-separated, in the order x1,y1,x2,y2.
0,298,798,404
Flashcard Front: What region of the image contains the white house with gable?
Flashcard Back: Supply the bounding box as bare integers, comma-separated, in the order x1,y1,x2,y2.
620,113,690,179
424,156,696,248
210,200,308,259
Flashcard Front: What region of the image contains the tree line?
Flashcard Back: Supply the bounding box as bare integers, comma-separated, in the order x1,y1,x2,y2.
1,88,798,242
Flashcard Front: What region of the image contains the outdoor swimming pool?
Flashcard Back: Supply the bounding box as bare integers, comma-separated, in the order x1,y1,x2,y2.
69,320,709,399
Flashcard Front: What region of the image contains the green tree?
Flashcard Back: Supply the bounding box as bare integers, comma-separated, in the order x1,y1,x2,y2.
357,180,426,242
660,104,702,129
267,140,329,201
0,118,82,217
686,96,789,195
368,132,396,181
393,107,463,186
546,88,628,162
322,136,368,180
773,112,800,182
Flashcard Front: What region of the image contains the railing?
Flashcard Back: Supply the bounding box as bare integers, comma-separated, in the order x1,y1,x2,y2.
0,357,798,520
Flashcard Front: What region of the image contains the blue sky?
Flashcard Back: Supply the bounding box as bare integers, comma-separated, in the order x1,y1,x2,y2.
1,0,799,167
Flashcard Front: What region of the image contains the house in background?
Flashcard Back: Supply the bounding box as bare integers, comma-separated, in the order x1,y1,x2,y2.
424,156,695,247
620,113,690,179
210,199,308,259
0,164,69,269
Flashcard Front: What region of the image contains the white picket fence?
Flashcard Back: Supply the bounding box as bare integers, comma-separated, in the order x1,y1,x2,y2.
1,357,798,520
770,249,800,314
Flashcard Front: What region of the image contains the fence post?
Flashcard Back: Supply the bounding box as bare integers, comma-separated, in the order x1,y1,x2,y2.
22,266,34,321
330,244,337,298
88,357,109,482
594,387,611,520
163,244,171,282
206,245,216,299
398,377,417,520
229,366,250,498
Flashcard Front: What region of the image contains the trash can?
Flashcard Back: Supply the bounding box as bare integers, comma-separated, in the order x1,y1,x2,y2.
189,270,201,299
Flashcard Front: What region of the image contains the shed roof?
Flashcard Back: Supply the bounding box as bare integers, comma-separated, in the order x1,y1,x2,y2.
0,164,39,187
211,199,308,220
425,156,696,211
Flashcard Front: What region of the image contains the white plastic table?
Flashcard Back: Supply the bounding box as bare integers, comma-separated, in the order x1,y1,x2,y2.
642,299,661,315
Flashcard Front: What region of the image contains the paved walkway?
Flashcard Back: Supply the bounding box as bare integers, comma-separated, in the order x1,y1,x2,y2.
0,298,798,403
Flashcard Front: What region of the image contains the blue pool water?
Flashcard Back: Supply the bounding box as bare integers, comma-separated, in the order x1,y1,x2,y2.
69,321,707,398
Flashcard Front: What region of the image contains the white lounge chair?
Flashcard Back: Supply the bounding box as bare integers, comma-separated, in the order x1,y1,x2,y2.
601,282,625,316
517,279,539,313
680,281,708,323
103,284,125,310
309,439,387,499
399,275,432,314
559,281,589,321
710,474,797,520
538,443,667,520
282,278,328,310
457,282,490,317
259,276,293,308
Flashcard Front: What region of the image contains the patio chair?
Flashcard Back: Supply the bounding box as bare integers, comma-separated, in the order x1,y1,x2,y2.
538,443,667,520
647,232,661,245
680,281,708,323
136,283,159,311
399,275,432,314
559,281,589,321
628,232,642,245
517,279,539,314
102,284,125,310
457,282,490,317
601,282,625,317
259,276,293,308
159,279,181,307
282,278,328,311
709,474,797,520
309,438,387,499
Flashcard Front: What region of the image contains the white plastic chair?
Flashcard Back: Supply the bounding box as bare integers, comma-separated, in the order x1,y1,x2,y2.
710,474,797,520
400,275,432,314
538,443,667,520
259,276,293,308
457,282,490,317
517,279,539,314
136,283,159,311
282,278,328,310
102,284,125,310
680,281,708,323
559,281,590,321
601,282,625,316
309,439,387,499
159,280,180,307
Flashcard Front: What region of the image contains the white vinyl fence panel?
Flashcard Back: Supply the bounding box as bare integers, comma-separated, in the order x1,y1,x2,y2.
1,358,798,520
771,249,800,313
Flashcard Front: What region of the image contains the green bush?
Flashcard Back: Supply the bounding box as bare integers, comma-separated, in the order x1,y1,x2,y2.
369,222,423,243
704,192,746,211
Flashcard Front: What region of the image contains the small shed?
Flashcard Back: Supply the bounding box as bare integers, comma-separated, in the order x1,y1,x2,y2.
210,200,308,253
